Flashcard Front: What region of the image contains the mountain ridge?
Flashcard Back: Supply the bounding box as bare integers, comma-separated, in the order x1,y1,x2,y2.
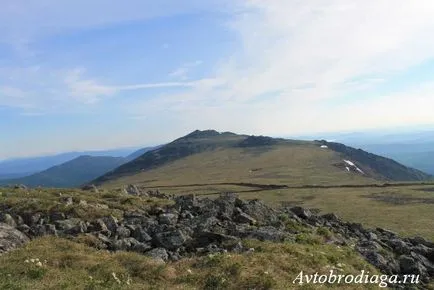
92,130,431,187
0,155,127,188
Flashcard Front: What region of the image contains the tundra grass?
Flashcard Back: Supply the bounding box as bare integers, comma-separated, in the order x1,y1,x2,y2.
0,236,381,290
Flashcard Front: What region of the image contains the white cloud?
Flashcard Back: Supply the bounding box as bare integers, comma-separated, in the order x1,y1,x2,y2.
169,61,203,80
0,66,222,110
3,0,434,159
129,0,434,134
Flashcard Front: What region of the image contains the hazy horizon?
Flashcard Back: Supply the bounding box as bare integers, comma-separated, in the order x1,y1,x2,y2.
2,124,434,161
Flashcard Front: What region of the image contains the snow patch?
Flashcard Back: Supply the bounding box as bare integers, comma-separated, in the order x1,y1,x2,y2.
320,145,328,149
343,160,355,166
343,159,365,175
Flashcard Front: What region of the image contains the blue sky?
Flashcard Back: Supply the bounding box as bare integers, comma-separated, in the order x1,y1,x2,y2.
1,0,434,159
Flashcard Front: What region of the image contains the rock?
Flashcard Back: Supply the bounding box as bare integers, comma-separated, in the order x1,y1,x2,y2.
195,231,239,247
112,238,142,251
0,214,17,227
357,240,383,252
115,226,131,239
0,223,29,254
233,208,256,225
154,230,189,250
33,224,57,236
20,213,42,226
366,232,378,241
132,227,152,243
102,216,118,232
243,226,288,242
214,193,238,220
290,206,312,219
16,224,31,234
322,213,340,222
409,236,434,248
240,199,278,224
125,184,147,196
90,219,110,234
55,218,86,235
97,233,111,245
13,184,28,190
79,200,88,207
60,196,73,206
387,238,411,255
147,190,171,199
410,252,434,276
49,212,66,222
180,210,195,220
376,228,397,238
81,184,99,193
158,213,178,225
399,255,427,276
145,248,169,263
361,250,396,274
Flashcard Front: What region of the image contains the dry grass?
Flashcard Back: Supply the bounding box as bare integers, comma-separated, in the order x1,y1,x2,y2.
102,145,375,189
0,237,381,290
0,187,172,220
238,185,434,241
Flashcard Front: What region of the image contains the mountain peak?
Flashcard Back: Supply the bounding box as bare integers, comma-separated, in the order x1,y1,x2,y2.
183,129,222,139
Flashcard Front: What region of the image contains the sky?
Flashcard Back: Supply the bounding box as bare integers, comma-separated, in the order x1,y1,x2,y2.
2,0,434,160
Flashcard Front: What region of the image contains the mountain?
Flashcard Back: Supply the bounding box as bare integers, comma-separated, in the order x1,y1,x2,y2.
125,145,163,161
0,147,143,178
294,128,434,175
93,130,431,187
1,155,127,188
317,141,431,181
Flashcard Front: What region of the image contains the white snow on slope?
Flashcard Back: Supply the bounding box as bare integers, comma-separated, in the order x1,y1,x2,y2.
343,160,355,166
343,159,365,174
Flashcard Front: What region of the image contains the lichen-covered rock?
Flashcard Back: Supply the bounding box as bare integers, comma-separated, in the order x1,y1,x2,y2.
0,223,29,254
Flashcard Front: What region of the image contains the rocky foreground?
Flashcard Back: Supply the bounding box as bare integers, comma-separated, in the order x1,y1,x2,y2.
1,185,433,287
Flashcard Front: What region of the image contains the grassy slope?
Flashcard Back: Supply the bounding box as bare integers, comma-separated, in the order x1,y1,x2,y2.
101,144,376,188
0,237,380,290
236,185,434,242
0,187,172,220
0,186,383,289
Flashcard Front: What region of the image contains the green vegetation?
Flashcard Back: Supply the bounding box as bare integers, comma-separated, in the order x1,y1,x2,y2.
0,187,172,220
235,185,434,241
0,237,380,289
96,131,431,187
101,144,375,188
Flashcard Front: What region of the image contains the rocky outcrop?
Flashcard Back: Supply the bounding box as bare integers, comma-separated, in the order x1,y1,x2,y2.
0,190,433,287
0,223,29,254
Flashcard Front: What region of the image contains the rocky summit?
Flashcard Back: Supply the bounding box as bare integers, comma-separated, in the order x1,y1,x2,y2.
0,187,433,288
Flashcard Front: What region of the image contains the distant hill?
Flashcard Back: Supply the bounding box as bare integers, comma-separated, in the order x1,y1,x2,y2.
345,144,434,175
295,128,434,175
317,141,431,181
93,130,431,187
126,145,163,161
0,147,143,177
0,156,128,188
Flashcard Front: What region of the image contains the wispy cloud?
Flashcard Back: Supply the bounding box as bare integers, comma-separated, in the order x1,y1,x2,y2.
127,0,434,135
169,60,203,80
3,1,434,159
0,66,223,109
